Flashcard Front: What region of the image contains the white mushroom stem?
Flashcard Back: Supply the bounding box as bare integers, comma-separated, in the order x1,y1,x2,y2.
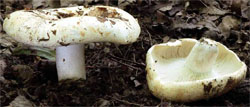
56,44,86,80
185,39,219,73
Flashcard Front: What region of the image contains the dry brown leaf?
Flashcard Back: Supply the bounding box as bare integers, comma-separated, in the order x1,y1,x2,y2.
0,24,2,33
12,65,34,83
47,0,60,8
186,0,206,11
159,4,173,12
133,80,141,87
204,15,220,21
243,41,250,51
169,0,184,5
60,0,84,7
0,33,15,55
230,0,241,15
7,95,35,107
3,0,16,6
5,5,14,14
203,30,221,40
0,13,3,32
118,0,136,9
32,0,47,9
173,22,203,30
218,16,241,39
0,59,7,82
156,11,170,24
168,5,183,16
201,0,220,7
197,20,219,32
242,6,250,20
0,33,16,49
96,98,110,107
201,6,228,15
149,3,171,13
162,36,170,43
241,0,250,19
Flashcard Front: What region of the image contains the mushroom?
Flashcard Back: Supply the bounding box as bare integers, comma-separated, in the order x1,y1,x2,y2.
3,6,140,81
146,38,247,102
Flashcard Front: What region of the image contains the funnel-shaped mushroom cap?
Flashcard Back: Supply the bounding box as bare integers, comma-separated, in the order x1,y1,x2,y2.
146,38,247,102
3,6,140,48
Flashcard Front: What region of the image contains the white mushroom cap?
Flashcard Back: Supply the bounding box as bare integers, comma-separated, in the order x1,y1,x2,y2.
146,38,247,102
3,6,140,81
3,6,140,48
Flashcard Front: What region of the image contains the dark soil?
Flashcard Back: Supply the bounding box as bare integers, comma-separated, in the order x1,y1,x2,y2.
1,0,249,106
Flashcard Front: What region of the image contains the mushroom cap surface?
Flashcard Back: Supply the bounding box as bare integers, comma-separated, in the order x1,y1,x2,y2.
3,6,140,48
146,38,247,102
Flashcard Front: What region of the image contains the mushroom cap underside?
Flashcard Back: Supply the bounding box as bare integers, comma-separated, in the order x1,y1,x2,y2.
146,38,247,102
3,6,140,48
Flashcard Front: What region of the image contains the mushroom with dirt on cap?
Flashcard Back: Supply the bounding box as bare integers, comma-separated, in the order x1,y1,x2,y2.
3,6,140,81
146,38,247,102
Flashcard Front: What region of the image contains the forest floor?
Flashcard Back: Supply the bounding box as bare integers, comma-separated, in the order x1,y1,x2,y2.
0,0,249,106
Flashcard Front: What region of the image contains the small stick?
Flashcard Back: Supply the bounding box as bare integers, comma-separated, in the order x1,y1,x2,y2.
111,96,143,106
146,29,153,46
199,0,209,8
110,58,141,70
109,54,145,66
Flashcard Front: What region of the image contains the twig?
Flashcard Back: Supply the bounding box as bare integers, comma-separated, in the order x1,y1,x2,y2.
86,66,119,69
109,58,141,70
87,50,103,64
141,38,145,50
124,44,132,58
115,44,123,56
146,29,153,46
108,54,145,66
111,96,143,106
199,0,209,8
108,69,113,88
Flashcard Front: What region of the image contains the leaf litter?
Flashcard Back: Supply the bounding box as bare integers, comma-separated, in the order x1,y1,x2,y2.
0,0,249,106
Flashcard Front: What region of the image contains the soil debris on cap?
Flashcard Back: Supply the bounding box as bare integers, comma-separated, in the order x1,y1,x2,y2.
56,12,76,18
